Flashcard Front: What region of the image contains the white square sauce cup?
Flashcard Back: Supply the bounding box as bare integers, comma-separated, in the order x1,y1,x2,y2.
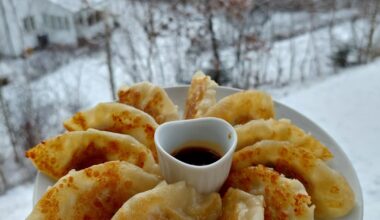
154,117,237,194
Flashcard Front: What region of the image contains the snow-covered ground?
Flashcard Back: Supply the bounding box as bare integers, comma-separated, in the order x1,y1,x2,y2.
280,58,380,220
1,58,379,219
0,182,33,219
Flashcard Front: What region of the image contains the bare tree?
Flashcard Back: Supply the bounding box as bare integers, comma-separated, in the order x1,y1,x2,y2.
206,5,222,83
104,15,116,100
364,0,379,62
0,78,19,163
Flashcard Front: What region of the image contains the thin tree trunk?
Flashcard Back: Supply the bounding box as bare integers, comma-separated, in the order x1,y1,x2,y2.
235,25,244,65
328,1,337,49
207,12,221,84
0,87,20,163
288,13,296,83
350,17,360,63
0,167,6,194
365,0,379,62
105,20,116,100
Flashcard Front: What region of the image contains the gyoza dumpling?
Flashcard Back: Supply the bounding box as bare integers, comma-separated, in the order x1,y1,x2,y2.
25,129,159,179
224,165,314,220
27,161,161,220
118,82,179,124
234,119,333,160
112,181,222,220
232,141,355,219
184,71,218,119
221,188,264,220
203,90,274,125
63,102,158,159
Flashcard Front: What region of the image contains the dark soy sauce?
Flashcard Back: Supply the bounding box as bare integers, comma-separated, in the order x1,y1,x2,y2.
172,142,222,166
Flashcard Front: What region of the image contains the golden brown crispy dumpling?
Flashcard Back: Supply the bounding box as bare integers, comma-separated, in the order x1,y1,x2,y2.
25,129,159,179
27,161,161,220
203,90,274,125
232,141,355,219
235,119,333,160
118,82,179,124
225,165,314,220
221,188,264,220
63,102,158,159
184,71,218,119
112,181,222,220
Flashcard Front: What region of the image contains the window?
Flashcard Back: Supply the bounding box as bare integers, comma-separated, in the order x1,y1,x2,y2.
58,17,63,29
43,13,53,29
94,11,103,23
23,16,35,32
42,13,48,26
77,15,84,25
64,17,70,29
50,16,57,29
87,13,94,26
43,15,70,30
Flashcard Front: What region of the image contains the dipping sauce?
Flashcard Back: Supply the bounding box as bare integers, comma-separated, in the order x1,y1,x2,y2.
172,141,222,166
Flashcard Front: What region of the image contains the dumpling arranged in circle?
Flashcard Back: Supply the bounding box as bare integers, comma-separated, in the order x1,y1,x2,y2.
232,141,355,219
220,188,264,220
202,90,274,125
234,118,332,160
118,82,179,124
26,129,159,179
184,71,218,119
63,102,158,159
27,161,161,220
112,181,222,220
225,165,314,220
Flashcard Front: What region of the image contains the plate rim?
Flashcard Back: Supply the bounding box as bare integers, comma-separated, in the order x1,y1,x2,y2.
33,85,363,220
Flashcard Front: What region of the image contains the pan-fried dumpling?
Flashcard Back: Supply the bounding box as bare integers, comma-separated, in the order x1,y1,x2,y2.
220,188,264,220
118,82,179,124
224,165,314,220
203,90,274,125
63,102,158,160
232,141,355,219
25,129,159,179
184,71,218,119
27,161,161,220
112,181,222,220
234,119,333,160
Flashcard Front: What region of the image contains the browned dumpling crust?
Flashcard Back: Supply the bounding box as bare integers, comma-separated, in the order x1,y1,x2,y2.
118,82,179,124
63,102,158,160
26,129,159,179
112,181,222,220
234,119,333,160
232,141,355,219
225,165,314,220
27,161,161,220
203,90,274,125
221,188,264,220
184,71,218,119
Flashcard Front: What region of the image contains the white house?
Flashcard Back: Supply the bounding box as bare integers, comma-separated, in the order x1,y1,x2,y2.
0,0,108,57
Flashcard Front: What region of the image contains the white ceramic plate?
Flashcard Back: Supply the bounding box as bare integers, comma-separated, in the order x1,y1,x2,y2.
33,86,363,220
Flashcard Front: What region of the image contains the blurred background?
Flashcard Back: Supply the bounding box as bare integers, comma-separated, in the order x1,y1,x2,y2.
0,0,379,218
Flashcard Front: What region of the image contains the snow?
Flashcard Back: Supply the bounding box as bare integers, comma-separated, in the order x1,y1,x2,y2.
0,182,33,219
1,58,379,220
280,58,380,220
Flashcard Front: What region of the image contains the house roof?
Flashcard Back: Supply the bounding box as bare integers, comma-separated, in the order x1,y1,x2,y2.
48,0,106,12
